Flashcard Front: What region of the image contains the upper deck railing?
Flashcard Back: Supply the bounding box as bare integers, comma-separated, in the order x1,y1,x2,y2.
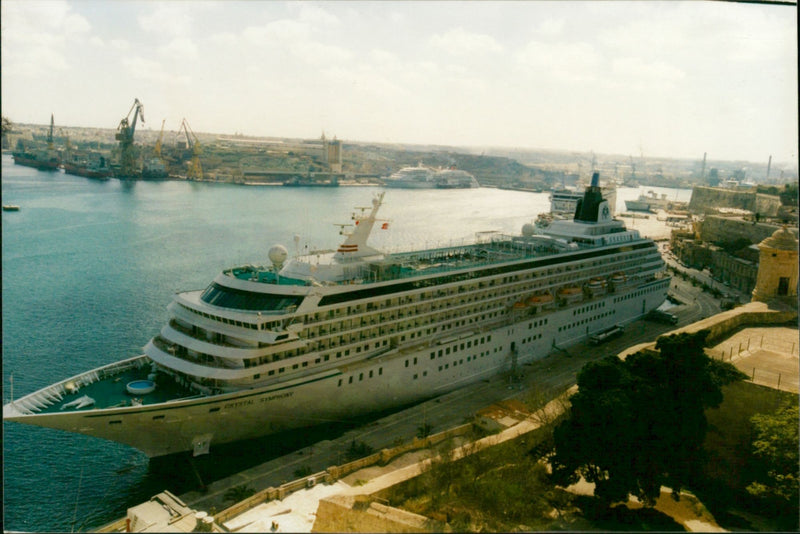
224,233,651,289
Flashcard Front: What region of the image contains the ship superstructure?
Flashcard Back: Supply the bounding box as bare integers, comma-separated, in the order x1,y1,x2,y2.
4,173,669,457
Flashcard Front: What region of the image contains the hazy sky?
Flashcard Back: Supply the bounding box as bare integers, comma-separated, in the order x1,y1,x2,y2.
2,1,797,165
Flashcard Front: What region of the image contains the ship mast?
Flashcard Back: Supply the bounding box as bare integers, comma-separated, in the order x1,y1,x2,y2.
334,192,386,261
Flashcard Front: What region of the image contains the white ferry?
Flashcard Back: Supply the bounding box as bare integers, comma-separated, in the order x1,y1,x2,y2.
625,190,687,212
4,173,669,457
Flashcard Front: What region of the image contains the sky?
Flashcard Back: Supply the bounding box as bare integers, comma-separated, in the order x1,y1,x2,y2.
1,1,797,166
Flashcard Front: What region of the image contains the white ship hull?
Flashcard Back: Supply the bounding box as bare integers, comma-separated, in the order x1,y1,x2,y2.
4,277,667,457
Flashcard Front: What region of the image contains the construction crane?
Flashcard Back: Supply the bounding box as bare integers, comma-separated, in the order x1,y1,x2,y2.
154,119,165,159
115,98,145,178
178,118,202,180
142,119,168,179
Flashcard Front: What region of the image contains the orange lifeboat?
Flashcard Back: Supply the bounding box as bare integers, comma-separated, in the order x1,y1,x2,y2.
526,293,554,305
557,285,583,303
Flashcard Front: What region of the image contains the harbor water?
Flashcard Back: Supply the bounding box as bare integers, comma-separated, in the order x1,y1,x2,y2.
1,153,691,532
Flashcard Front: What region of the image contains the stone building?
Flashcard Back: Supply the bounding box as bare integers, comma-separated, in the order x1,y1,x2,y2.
751,226,799,306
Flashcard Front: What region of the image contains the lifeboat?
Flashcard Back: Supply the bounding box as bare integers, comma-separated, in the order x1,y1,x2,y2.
585,277,607,296
611,272,627,283
512,301,527,310
526,293,554,305
557,285,583,304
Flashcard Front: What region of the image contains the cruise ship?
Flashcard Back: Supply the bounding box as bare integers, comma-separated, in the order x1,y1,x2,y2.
3,173,669,457
383,164,436,188
383,165,478,189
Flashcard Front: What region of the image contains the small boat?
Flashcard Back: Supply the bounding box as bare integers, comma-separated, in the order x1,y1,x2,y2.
3,205,20,212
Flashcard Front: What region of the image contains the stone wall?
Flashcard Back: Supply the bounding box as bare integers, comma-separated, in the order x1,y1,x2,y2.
689,186,782,217
312,494,447,533
675,301,797,346
699,216,796,246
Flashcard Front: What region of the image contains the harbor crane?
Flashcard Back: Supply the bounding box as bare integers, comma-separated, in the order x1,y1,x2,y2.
154,119,165,159
115,98,145,178
178,118,203,180
142,119,168,179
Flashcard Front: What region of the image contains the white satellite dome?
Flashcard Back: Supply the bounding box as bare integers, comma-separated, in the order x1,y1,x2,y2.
268,244,288,268
521,223,536,237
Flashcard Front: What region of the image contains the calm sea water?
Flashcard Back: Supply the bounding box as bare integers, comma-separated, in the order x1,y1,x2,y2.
1,153,691,532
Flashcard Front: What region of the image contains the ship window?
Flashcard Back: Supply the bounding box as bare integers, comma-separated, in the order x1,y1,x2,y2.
405,360,409,367
293,364,299,369
109,420,122,425
349,376,353,384
279,367,285,373
209,408,220,413
254,373,261,379
369,370,373,378
359,373,363,381
413,373,418,379
379,367,383,375
268,370,275,376
152,415,165,420
200,283,304,311
338,379,342,387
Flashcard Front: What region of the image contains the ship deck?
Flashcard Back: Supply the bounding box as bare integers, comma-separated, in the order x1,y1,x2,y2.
15,362,200,416
228,236,579,287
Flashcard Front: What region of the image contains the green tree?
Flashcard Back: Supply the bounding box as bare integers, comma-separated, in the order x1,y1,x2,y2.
746,401,799,528
550,330,747,506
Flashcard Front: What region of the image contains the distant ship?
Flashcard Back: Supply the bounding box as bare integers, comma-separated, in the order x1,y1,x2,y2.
12,114,61,171
625,191,687,212
141,158,169,180
433,168,479,188
11,151,61,171
383,164,436,188
550,184,616,216
384,164,478,189
63,155,113,180
283,175,339,187
3,173,670,458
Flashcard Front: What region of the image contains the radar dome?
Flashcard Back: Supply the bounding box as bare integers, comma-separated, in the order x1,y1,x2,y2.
268,244,288,267
522,223,536,237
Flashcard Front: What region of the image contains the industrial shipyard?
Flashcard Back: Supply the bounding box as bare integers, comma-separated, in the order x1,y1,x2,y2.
2,100,796,192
